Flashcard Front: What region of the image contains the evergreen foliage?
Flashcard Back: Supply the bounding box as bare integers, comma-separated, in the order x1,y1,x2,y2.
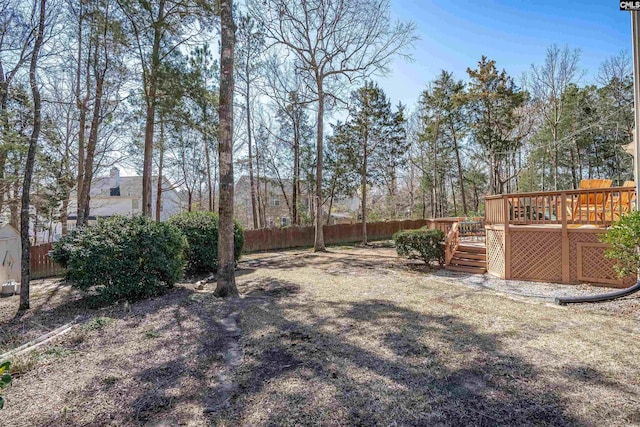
168,211,244,275
0,361,11,409
393,228,445,266
601,211,640,278
330,82,407,241
51,216,187,303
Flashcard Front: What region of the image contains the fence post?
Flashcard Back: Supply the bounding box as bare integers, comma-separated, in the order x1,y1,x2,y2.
503,196,511,280
561,192,570,283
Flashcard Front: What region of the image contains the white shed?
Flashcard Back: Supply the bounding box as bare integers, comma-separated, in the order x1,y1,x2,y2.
0,224,21,284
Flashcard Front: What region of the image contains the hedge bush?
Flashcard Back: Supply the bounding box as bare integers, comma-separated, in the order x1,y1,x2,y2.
600,211,640,278
393,228,445,265
168,211,244,275
51,215,187,303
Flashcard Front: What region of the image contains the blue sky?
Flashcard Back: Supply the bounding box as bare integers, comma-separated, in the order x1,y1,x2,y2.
379,0,633,108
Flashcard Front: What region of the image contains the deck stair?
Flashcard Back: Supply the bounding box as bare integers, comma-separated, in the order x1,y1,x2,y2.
445,244,486,274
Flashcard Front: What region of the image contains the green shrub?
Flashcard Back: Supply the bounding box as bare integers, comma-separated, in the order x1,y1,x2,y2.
600,211,640,278
0,361,11,409
168,211,244,275
393,228,445,266
51,215,187,303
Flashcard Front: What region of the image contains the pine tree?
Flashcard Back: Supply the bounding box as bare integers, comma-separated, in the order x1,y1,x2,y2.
331,82,407,244
465,56,528,195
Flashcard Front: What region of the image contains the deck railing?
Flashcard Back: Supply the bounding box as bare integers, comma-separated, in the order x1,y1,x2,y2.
485,186,636,227
444,222,459,265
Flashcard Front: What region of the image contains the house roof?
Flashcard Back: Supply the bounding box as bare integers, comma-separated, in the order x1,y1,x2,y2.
0,223,19,239
70,175,179,199
91,176,144,198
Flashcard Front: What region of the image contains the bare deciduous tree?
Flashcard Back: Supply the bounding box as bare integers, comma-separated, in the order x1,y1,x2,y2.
261,56,314,226
255,0,416,251
0,0,38,217
20,0,47,311
236,15,264,229
528,44,583,190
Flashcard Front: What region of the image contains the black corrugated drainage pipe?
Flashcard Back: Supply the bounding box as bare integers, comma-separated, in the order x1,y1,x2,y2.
555,280,640,305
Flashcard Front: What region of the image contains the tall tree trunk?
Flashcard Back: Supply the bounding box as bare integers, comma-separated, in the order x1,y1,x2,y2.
431,116,440,215
156,120,164,222
9,169,19,229
78,8,109,226
33,201,38,246
60,196,69,237
408,162,415,218
254,136,263,227
387,167,397,219
326,174,336,226
473,182,479,211
421,177,426,220
569,146,578,190
211,154,217,212
450,174,457,215
0,94,10,215
205,149,213,211
361,132,368,245
75,3,90,227
451,125,467,215
20,0,46,311
529,157,534,191
78,69,105,225
246,66,259,229
215,0,238,297
541,148,547,190
576,143,583,185
314,81,325,251
203,109,214,212
292,124,300,225
262,179,267,226
142,0,165,217
489,152,497,195
142,94,157,216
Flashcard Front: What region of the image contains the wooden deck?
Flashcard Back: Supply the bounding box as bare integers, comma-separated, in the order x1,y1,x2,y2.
439,186,637,287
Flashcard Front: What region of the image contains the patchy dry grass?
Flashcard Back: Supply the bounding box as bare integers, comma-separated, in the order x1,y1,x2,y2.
0,286,238,426
1,246,640,426
215,247,640,426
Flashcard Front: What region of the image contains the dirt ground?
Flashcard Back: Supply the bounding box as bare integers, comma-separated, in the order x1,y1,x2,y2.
1,244,640,426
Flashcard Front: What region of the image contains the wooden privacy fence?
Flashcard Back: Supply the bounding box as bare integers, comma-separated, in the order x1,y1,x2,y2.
242,218,470,253
30,243,64,279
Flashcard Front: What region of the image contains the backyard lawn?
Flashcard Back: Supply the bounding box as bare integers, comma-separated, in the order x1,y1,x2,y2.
1,244,640,426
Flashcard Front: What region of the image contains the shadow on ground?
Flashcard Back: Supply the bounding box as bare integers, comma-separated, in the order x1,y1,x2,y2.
208,292,583,426
3,250,637,426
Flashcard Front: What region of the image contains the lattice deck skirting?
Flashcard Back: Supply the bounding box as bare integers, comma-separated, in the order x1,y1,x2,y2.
576,243,625,286
510,230,562,282
486,227,505,278
485,226,634,288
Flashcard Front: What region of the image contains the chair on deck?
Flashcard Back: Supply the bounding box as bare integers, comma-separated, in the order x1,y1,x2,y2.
570,179,613,222
602,180,636,221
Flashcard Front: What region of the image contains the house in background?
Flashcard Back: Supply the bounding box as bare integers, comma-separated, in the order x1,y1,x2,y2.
235,175,303,229
66,167,185,230
235,175,359,229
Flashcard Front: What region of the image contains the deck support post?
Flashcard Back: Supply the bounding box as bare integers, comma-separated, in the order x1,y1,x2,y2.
503,196,511,279
561,192,570,283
